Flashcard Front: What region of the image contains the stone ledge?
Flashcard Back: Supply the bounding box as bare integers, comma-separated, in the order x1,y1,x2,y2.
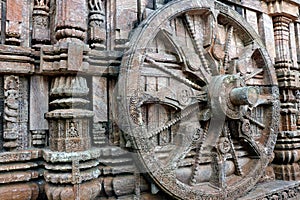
239,180,300,199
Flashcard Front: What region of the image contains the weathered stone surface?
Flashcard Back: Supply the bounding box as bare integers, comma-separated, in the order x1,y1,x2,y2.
0,183,40,200
29,76,49,131
118,0,280,198
6,0,23,45
93,76,107,122
0,0,300,199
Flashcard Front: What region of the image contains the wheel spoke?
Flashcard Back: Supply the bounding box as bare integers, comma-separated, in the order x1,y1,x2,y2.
145,56,203,91
144,103,200,139
243,68,264,81
184,13,212,76
224,125,243,176
209,150,227,189
163,119,203,171
240,135,264,158
223,26,234,74
190,122,209,185
161,26,212,82
244,114,265,130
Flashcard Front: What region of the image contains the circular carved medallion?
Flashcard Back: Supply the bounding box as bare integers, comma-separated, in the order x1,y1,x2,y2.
118,0,280,199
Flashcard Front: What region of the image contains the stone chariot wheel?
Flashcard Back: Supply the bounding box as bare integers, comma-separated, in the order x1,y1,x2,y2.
118,0,280,199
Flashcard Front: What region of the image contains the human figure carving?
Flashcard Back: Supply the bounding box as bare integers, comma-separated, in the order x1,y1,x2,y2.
68,121,79,137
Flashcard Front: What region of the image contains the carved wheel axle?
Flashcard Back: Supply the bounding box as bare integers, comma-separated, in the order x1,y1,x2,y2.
118,1,280,199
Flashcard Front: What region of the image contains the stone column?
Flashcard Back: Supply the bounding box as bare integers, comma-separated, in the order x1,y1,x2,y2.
32,0,50,48
46,76,93,152
274,15,300,181
92,76,108,146
262,0,300,181
54,0,88,44
5,0,22,45
45,0,92,151
88,0,106,49
43,76,101,200
30,1,51,148
42,1,102,199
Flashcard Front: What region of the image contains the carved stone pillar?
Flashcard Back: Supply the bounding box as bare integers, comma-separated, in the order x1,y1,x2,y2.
262,0,300,181
30,1,51,148
5,0,22,45
29,76,49,148
88,0,106,49
32,0,50,48
92,76,108,146
273,16,292,68
41,1,103,199
54,0,88,44
273,19,300,179
43,76,102,200
46,76,93,152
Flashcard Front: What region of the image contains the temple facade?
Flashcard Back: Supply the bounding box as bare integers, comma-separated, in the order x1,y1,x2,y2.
0,0,300,199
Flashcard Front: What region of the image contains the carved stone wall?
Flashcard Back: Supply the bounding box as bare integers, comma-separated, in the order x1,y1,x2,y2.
0,0,299,199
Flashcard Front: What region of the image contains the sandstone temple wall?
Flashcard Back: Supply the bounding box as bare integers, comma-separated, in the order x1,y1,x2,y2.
0,0,300,199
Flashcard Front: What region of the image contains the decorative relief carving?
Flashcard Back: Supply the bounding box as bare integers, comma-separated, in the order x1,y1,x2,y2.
31,130,47,147
118,1,279,199
46,76,93,152
0,0,300,199
215,1,229,13
92,122,107,145
17,76,29,150
3,75,19,150
270,8,300,182
67,121,79,138
35,0,48,7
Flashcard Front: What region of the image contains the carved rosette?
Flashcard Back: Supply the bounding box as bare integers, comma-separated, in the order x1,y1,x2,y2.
88,0,106,49
118,1,279,199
